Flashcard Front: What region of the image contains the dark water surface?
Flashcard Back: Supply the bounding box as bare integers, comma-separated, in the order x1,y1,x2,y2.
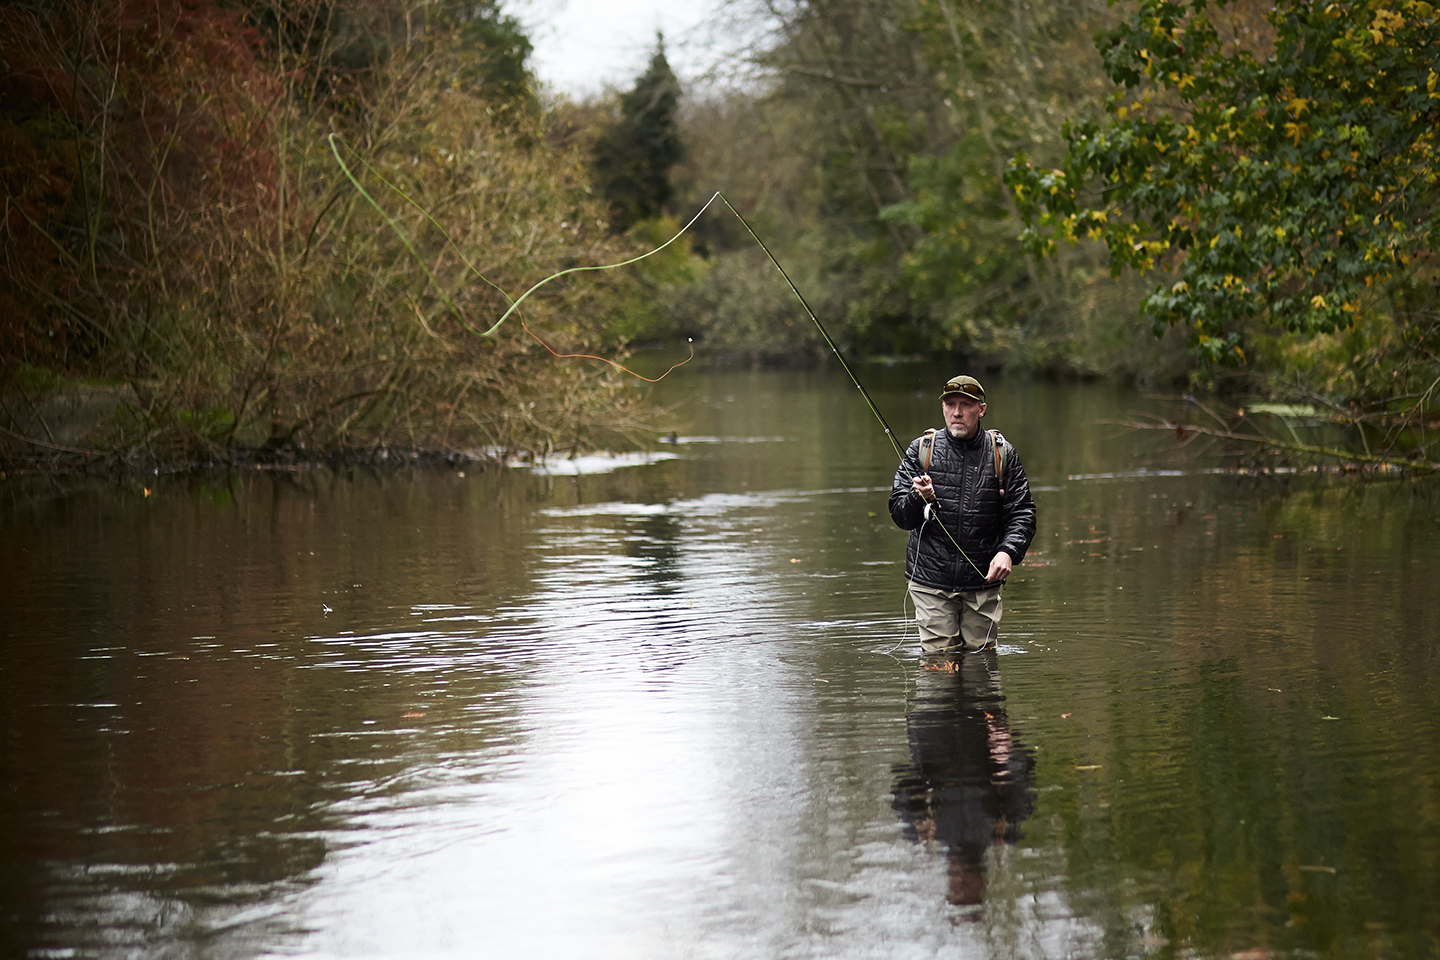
3,366,1438,959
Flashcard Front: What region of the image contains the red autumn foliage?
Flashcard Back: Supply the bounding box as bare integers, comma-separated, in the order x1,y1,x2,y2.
1,0,281,374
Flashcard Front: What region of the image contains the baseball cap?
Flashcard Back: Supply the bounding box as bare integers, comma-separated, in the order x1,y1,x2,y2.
939,375,985,402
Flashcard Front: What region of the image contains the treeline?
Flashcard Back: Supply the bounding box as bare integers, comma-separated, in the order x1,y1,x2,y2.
0,0,665,465
4,0,1436,469
651,0,1182,378
648,0,1436,467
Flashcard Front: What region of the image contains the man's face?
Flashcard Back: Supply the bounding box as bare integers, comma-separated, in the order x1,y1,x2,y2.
942,395,986,439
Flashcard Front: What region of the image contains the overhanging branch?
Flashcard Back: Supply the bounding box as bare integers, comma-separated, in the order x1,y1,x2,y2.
1117,417,1438,473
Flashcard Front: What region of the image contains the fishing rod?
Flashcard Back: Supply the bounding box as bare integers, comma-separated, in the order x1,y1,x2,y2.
712,194,906,463
678,198,986,579
688,197,988,581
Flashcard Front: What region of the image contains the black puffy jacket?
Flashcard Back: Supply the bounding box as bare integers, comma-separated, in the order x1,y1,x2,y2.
888,427,1037,592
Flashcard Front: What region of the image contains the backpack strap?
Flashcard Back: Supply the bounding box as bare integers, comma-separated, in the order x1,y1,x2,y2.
989,429,1008,495
918,428,937,474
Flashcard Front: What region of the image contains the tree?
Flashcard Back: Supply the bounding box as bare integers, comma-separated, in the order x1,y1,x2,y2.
670,0,1178,377
1006,0,1440,468
592,36,683,232
1007,0,1440,364
0,0,654,464
432,0,536,116
878,0,1119,361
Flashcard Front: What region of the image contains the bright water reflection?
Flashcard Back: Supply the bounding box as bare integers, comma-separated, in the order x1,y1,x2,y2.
2,364,1438,959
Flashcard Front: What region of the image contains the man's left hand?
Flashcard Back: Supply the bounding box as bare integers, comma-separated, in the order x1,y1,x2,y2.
986,551,1012,582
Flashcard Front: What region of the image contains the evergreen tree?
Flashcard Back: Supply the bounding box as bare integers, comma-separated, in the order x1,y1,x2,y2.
436,0,536,117
593,36,683,231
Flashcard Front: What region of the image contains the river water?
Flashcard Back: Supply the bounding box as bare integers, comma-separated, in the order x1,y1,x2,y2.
2,365,1438,960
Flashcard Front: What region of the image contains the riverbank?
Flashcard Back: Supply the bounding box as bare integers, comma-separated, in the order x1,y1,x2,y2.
0,401,1426,479
5,351,1435,477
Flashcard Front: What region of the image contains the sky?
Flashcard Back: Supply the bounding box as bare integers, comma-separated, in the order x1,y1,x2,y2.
512,0,742,99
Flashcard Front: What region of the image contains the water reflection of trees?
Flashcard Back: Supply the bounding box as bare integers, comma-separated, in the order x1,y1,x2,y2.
622,513,685,587
891,651,1036,910
0,470,538,958
1009,474,1440,955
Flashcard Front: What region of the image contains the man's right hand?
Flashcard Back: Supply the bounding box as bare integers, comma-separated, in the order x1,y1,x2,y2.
912,474,936,502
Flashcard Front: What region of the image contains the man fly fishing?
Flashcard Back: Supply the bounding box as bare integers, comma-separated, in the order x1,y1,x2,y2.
889,376,1037,653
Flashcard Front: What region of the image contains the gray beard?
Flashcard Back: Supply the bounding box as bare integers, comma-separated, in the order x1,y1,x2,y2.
947,426,975,440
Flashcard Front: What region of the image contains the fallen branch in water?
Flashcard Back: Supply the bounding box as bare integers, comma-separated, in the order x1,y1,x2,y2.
1117,409,1439,474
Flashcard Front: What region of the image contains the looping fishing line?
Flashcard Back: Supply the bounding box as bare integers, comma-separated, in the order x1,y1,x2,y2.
523,322,696,383
329,134,915,416
882,508,988,658
883,565,923,658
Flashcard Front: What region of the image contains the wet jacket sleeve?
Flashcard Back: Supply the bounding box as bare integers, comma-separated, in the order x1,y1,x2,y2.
995,445,1037,564
889,438,926,530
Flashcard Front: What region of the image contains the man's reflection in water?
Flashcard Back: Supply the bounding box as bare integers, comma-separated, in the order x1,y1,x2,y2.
891,650,1036,910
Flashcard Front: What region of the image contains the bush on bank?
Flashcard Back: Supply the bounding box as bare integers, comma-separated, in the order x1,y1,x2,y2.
1,0,655,469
